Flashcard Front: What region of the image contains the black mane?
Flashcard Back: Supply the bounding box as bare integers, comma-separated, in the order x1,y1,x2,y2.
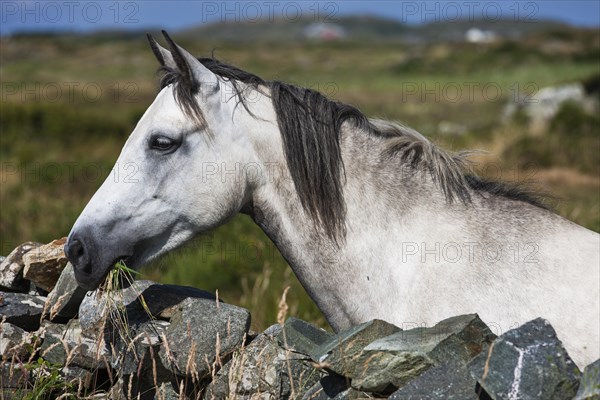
159,57,549,242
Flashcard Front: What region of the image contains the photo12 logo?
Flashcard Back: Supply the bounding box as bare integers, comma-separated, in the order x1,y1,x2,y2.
1,1,139,25
1,81,139,104
200,1,339,23
397,1,539,23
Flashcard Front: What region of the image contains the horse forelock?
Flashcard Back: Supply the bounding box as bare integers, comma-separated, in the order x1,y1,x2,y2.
159,66,207,129
155,56,549,243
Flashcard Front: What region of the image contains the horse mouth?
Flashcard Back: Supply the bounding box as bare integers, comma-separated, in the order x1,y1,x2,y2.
114,255,133,269
74,254,133,291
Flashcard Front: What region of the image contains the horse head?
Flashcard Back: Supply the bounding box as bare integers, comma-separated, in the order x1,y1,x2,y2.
65,32,264,290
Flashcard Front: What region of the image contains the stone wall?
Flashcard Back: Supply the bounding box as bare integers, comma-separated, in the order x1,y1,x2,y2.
1,239,598,399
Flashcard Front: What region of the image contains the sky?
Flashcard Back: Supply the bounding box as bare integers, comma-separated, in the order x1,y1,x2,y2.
1,1,599,36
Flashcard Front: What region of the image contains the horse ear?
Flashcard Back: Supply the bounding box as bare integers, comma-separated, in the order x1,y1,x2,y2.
146,33,177,69
161,30,219,91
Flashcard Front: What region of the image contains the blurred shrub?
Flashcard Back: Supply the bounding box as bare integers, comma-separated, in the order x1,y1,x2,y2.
582,73,600,99
503,101,600,175
0,103,130,153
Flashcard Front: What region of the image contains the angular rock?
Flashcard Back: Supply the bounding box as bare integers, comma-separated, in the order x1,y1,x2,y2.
28,281,50,297
107,377,127,400
1,362,31,389
159,296,251,378
351,314,495,392
468,318,580,400
312,319,401,377
23,238,68,292
0,292,46,331
264,323,283,337
206,330,323,399
0,242,42,292
388,361,479,400
300,373,350,400
45,262,88,321
79,280,215,337
154,382,181,400
40,320,110,370
61,365,94,388
79,280,159,338
0,322,34,360
79,281,220,398
78,290,118,338
343,388,375,399
277,317,334,357
59,281,175,399
110,319,172,379
574,359,600,400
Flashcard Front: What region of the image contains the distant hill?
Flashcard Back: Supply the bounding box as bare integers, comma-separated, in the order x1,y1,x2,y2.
411,18,569,42
179,15,410,42
6,15,575,44
181,15,571,43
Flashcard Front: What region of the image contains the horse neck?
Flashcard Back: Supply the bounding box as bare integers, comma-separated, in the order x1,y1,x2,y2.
246,120,444,329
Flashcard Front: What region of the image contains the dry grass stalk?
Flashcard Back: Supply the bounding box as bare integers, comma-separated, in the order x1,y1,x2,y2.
277,286,297,399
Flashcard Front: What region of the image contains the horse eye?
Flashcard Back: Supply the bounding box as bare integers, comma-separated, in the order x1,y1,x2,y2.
150,135,176,152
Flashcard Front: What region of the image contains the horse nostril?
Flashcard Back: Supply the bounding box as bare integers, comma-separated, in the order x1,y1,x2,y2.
66,237,92,274
75,243,84,257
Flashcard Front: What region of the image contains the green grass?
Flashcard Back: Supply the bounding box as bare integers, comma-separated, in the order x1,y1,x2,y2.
16,358,74,400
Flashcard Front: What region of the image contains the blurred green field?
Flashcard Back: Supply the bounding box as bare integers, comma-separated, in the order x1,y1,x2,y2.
1,29,599,331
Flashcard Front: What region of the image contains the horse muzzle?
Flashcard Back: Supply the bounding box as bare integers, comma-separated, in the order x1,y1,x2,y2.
65,226,132,291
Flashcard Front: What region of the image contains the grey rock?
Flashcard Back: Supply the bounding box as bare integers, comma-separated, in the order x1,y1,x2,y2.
28,281,49,296
0,292,46,331
78,280,159,338
0,322,34,360
469,318,580,400
277,317,334,357
79,282,183,398
503,83,598,131
83,281,221,398
79,280,215,337
110,319,171,376
118,351,174,400
61,365,94,388
40,320,110,370
78,289,120,338
264,323,283,337
154,382,181,400
78,280,225,399
301,374,349,400
45,262,88,321
159,296,250,379
205,330,323,399
22,237,68,292
328,388,371,399
351,314,494,392
1,362,31,388
312,319,401,377
85,392,115,400
0,242,42,292
388,361,479,400
118,280,217,320
574,359,600,400
332,389,351,399
107,377,127,400
526,84,588,128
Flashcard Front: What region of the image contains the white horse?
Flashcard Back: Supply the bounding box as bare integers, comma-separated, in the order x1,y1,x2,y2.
65,31,599,368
